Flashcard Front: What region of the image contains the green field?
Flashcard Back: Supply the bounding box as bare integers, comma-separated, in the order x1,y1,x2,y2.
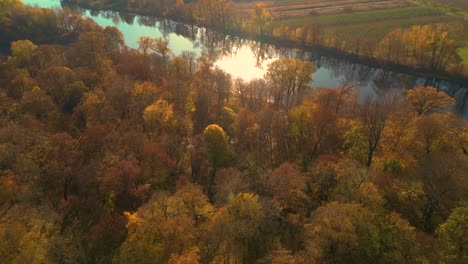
272,4,468,61
274,6,464,38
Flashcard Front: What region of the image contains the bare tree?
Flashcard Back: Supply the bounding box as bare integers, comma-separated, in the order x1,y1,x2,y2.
359,94,395,167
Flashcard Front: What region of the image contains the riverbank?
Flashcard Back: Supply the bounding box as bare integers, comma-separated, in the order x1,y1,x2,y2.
61,0,468,87
257,36,468,87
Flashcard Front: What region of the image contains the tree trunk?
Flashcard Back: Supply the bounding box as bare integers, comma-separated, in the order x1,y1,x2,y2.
366,147,374,168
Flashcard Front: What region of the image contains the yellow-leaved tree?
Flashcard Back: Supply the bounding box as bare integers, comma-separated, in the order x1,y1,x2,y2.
143,99,175,138
405,86,455,116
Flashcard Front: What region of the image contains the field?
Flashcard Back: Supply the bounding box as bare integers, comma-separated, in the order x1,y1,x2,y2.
432,0,468,11
236,0,412,17
271,5,465,39
243,0,410,18
235,0,468,62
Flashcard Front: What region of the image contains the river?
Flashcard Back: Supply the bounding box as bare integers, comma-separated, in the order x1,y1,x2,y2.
23,0,468,118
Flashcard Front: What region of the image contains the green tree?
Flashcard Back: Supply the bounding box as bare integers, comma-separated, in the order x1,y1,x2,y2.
203,124,229,170
143,99,175,138
436,206,468,264
7,39,38,68
203,124,231,199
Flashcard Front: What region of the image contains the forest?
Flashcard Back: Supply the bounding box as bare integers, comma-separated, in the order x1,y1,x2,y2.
0,1,467,264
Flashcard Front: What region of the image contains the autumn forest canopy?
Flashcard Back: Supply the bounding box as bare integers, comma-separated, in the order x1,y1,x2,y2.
0,0,467,264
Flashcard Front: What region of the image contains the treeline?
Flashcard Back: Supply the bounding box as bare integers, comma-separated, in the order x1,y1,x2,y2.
0,0,84,46
62,0,468,79
1,2,467,264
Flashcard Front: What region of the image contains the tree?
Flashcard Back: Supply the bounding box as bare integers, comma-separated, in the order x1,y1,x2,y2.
88,214,127,263
204,124,230,198
75,89,117,127
213,168,249,206
168,248,201,264
152,38,172,71
265,162,309,214
0,205,71,263
203,124,228,168
40,133,80,207
376,29,405,64
140,142,176,190
249,3,273,37
21,86,55,119
130,81,158,122
436,206,468,264
212,68,231,109
193,0,234,30
105,77,134,120
304,202,422,263
290,96,339,159
376,24,461,70
0,170,18,207
97,157,147,212
75,31,105,66
137,37,172,64
452,122,468,155
418,153,468,232
143,99,175,138
206,193,270,263
38,66,85,112
306,156,340,208
236,78,268,112
0,0,23,25
117,183,213,263
257,249,305,264
412,114,448,156
265,162,309,251
405,86,455,116
7,39,38,68
191,56,215,133
137,36,153,55
218,107,236,136
4,69,36,99
359,96,393,167
204,124,230,168
103,26,124,53
266,58,316,109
